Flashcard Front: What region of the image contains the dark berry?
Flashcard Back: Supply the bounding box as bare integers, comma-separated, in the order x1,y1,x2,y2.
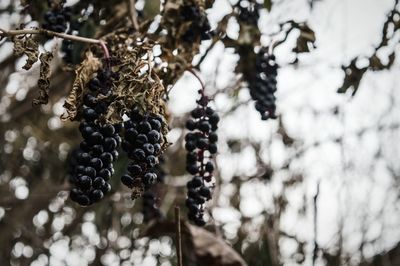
133,149,146,161
88,132,103,145
100,152,113,165
127,163,142,175
186,164,199,174
98,169,111,180
143,143,155,155
83,94,97,108
147,130,160,144
146,155,157,168
77,152,91,165
186,119,196,130
198,121,211,132
77,195,91,206
104,137,118,151
136,134,148,145
101,183,112,194
84,167,96,178
100,124,115,136
209,132,218,142
90,189,104,202
208,113,220,125
196,138,208,149
77,175,92,191
125,128,138,142
83,108,98,121
205,161,214,172
191,108,203,118
121,174,135,188
208,143,217,154
149,119,162,130
91,145,104,156
199,186,211,199
93,177,106,189
138,121,152,133
185,141,196,151
154,143,161,154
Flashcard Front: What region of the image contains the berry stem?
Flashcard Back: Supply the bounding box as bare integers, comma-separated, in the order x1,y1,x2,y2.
187,68,205,96
99,41,110,60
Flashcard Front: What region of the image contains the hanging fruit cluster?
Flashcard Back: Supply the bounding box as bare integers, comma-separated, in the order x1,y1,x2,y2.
185,93,219,226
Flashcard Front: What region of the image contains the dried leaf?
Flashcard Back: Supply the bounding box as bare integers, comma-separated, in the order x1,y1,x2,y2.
145,221,248,266
292,24,316,53
337,58,367,96
61,51,101,121
33,52,53,105
188,225,248,266
369,52,396,71
264,0,272,11
12,36,39,70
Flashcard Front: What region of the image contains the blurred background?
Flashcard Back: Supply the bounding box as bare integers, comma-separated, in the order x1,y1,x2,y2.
0,0,399,265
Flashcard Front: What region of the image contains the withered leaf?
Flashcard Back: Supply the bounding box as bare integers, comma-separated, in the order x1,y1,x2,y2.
292,24,316,53
12,36,39,70
337,58,367,96
61,51,101,121
33,52,53,105
369,52,396,71
264,0,272,11
188,224,248,266
145,221,248,266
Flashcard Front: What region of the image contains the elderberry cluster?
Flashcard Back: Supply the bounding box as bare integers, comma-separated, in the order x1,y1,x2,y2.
235,0,262,26
185,95,219,226
248,48,278,120
180,4,213,42
69,69,121,206
43,0,71,33
120,108,165,192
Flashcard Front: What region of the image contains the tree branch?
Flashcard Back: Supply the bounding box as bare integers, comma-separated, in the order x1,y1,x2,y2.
129,0,140,30
175,206,183,266
0,27,110,58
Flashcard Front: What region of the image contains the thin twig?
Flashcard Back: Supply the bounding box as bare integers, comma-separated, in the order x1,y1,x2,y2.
186,68,206,95
313,181,320,266
129,0,140,30
0,27,110,58
175,206,183,266
0,28,102,44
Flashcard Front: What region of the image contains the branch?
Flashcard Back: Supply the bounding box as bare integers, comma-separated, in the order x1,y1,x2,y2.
129,0,140,30
313,181,320,266
175,206,183,266
0,27,110,58
187,68,206,95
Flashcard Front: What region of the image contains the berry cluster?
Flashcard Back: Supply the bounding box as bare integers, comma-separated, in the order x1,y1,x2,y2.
248,48,278,120
180,4,213,42
185,95,219,226
69,69,121,206
120,108,165,193
235,0,262,26
43,0,71,33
